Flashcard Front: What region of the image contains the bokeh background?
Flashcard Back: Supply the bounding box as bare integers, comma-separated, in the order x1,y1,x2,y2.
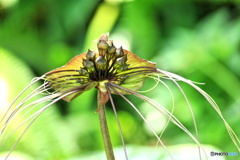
0,0,239,159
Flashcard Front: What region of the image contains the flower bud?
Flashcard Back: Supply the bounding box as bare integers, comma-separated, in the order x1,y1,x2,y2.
115,46,124,57
97,41,109,56
113,55,127,69
116,54,127,64
83,59,95,73
78,68,89,76
106,41,116,60
95,56,107,70
108,41,116,54
86,49,96,60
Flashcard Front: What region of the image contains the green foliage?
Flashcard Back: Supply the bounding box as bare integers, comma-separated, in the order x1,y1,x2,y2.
0,0,239,159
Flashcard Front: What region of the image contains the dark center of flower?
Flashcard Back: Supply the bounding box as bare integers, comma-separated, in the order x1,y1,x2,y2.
78,35,129,84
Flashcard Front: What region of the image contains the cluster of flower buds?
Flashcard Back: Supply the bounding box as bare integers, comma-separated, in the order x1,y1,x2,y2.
78,34,129,84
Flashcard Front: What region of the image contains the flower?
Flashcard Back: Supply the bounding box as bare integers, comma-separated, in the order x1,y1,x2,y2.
45,34,156,103
1,34,239,159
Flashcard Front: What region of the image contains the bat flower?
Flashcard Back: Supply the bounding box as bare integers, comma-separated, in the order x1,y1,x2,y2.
0,34,239,160
45,34,157,108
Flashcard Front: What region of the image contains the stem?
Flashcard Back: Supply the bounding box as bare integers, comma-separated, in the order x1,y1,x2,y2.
98,91,115,160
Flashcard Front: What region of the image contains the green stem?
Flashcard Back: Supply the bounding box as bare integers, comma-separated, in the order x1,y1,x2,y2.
98,91,115,160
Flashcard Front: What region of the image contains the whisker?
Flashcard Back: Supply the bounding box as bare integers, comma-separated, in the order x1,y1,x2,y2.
0,95,56,145
3,90,78,160
150,76,175,147
0,90,60,143
158,69,240,152
154,70,201,159
0,75,45,124
105,83,129,160
109,82,208,159
1,81,51,134
137,75,160,93
107,82,174,160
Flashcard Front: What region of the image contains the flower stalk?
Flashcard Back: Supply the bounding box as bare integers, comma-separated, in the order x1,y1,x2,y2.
98,90,115,160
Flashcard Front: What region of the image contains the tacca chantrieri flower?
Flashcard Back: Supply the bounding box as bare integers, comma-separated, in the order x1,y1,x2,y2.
0,33,239,160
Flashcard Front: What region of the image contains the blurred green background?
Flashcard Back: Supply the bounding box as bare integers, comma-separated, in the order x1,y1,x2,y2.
0,0,240,159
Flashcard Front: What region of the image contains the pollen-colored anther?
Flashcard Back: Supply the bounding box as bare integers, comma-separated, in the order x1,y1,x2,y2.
95,56,107,70
83,59,95,73
115,46,124,57
86,49,96,60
